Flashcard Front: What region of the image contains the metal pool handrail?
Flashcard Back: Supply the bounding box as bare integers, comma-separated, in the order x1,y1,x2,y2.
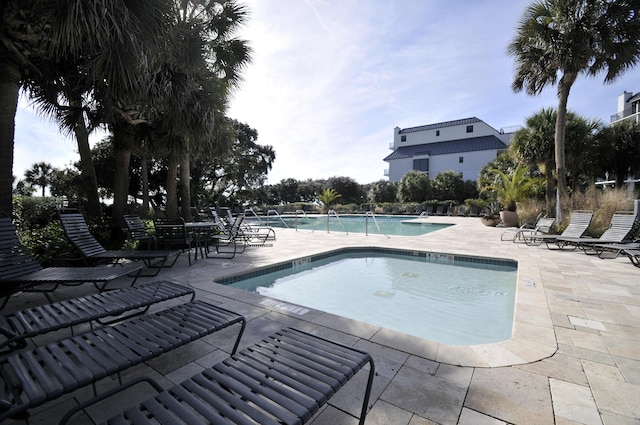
294,210,316,232
365,211,390,238
266,209,290,228
327,209,349,235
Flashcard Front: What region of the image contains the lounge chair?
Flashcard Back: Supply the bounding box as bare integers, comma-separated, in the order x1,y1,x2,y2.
624,248,640,267
555,211,637,253
93,328,375,425
0,300,246,422
592,241,640,259
501,216,555,243
123,214,156,249
524,210,594,248
58,209,181,274
0,280,194,353
154,217,196,265
0,214,143,309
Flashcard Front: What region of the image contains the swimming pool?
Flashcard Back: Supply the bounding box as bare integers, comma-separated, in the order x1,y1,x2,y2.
245,215,453,236
220,248,518,345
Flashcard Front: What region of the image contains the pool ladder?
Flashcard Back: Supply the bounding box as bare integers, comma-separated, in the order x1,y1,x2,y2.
244,208,290,228
327,210,349,235
365,211,390,238
293,210,316,232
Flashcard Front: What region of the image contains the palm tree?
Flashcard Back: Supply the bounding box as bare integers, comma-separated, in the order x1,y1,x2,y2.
318,188,342,213
508,0,640,220
24,162,54,196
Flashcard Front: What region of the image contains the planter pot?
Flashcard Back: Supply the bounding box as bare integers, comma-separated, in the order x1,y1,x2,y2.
480,216,501,227
500,210,519,227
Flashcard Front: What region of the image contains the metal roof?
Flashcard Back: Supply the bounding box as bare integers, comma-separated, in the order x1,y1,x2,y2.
398,117,481,134
383,135,507,161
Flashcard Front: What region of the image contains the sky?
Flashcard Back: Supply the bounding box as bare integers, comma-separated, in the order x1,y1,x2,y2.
13,0,640,187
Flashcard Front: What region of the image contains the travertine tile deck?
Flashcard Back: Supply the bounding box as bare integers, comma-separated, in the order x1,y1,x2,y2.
4,216,639,424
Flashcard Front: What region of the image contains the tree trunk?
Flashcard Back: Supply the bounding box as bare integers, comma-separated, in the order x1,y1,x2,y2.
166,159,178,220
112,125,135,225
0,61,21,215
141,147,150,217
70,98,102,217
180,154,192,222
554,72,576,222
545,160,554,215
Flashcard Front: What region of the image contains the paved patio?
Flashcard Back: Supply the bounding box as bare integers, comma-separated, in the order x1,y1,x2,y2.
4,216,639,424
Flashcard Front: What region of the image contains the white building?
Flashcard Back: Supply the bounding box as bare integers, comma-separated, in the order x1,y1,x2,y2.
611,91,640,124
384,117,513,182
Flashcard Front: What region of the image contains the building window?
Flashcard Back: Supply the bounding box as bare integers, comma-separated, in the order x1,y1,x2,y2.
436,130,440,136
466,125,473,133
413,158,429,172
401,135,407,142
459,156,464,163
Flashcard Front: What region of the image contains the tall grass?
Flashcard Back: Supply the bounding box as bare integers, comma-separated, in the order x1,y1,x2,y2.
520,187,638,237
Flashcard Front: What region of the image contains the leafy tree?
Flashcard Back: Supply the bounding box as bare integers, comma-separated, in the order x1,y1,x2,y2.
508,0,640,220
431,171,463,202
398,170,430,203
24,162,54,196
594,120,640,187
275,178,300,204
368,180,398,203
326,176,363,204
14,180,35,197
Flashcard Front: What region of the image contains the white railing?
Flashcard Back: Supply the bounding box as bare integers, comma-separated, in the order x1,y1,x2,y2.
266,209,290,228
365,211,389,238
294,210,316,232
327,210,348,235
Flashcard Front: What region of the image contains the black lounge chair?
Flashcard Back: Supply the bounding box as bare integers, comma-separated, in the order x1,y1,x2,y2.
58,209,181,275
0,214,143,309
524,210,594,248
93,328,375,425
123,214,156,249
0,280,194,353
0,300,246,422
555,211,637,254
154,217,196,265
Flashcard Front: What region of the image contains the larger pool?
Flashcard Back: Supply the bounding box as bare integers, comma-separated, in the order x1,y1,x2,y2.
245,215,453,236
219,248,518,345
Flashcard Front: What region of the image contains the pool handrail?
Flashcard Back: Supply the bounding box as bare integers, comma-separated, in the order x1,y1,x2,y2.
266,209,290,228
365,211,390,238
327,209,349,235
294,210,316,232
243,207,264,225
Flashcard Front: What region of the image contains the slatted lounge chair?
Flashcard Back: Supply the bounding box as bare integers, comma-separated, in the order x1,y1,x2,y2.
90,327,375,425
154,217,196,265
123,215,156,249
0,214,143,310
0,300,246,422
592,242,640,259
624,249,640,267
58,209,181,275
555,211,637,253
501,217,555,243
0,280,194,353
524,210,594,248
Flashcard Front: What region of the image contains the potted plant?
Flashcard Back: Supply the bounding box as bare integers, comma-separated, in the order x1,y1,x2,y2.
480,201,502,226
481,165,538,227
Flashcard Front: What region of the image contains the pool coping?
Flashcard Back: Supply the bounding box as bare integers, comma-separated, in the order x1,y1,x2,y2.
213,243,558,368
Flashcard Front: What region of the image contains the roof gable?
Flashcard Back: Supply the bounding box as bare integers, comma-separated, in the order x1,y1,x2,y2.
384,135,506,161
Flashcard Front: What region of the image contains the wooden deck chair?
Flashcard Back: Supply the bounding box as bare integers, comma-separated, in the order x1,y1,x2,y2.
524,210,594,248
78,328,375,425
556,211,637,253
0,300,246,423
0,214,142,310
0,280,194,353
58,209,180,274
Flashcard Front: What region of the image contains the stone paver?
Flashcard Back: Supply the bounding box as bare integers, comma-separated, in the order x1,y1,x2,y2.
3,216,639,424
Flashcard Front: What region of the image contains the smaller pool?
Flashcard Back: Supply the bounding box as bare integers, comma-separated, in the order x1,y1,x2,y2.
219,248,517,345
245,215,453,236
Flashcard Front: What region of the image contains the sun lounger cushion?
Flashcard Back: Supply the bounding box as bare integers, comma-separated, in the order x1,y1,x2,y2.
0,281,195,352
0,300,245,422
103,327,375,425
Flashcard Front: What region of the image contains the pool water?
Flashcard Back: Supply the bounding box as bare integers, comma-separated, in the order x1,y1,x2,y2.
245,215,453,236
223,250,517,345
